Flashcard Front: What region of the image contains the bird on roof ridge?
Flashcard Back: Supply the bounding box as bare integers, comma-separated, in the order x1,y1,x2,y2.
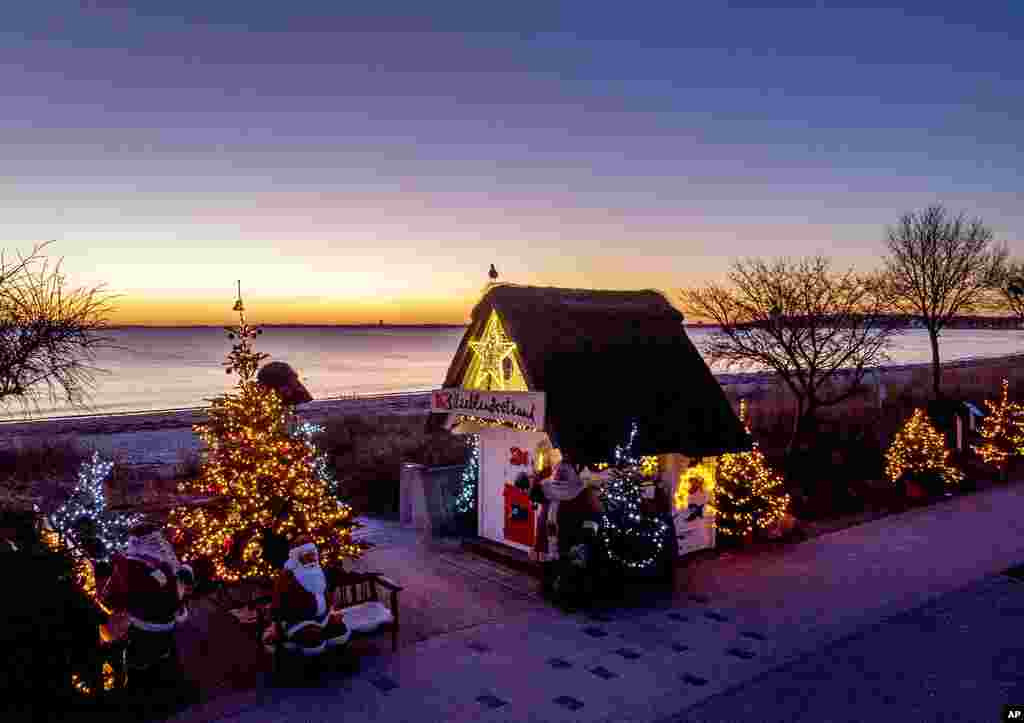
489,263,499,281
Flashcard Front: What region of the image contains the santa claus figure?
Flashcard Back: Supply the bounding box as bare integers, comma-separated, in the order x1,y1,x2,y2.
529,451,604,605
100,522,193,673
264,536,350,656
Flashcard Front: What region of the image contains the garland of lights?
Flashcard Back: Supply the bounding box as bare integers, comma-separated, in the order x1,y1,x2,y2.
598,466,671,572
885,408,964,489
971,379,1024,474
455,434,480,515
597,421,671,573
48,451,143,562
167,288,362,582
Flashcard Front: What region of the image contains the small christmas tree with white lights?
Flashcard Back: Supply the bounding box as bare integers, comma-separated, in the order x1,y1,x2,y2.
597,422,672,575
454,434,480,516
885,408,964,493
49,451,143,561
167,286,362,582
712,401,790,542
971,379,1024,479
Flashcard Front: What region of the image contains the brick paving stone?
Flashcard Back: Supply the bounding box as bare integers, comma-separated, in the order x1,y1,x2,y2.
726,647,757,660
369,674,399,693
475,694,508,709
553,695,585,711
590,665,619,680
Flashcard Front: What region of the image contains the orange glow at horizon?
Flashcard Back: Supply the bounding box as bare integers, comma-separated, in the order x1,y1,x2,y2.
108,295,479,326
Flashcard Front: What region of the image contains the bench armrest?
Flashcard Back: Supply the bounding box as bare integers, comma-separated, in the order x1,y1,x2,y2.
371,574,403,592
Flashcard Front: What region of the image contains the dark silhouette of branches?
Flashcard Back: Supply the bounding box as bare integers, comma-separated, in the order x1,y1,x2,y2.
0,241,117,416
880,204,1007,398
994,259,1024,323
679,255,897,455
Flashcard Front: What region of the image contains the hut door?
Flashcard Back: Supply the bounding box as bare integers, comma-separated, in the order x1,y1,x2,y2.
477,427,546,549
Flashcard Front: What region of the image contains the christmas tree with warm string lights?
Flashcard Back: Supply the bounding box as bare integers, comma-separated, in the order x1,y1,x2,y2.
711,400,789,542
971,379,1024,479
167,285,362,582
885,408,964,493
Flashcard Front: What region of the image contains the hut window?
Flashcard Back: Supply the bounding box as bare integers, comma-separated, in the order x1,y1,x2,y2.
502,356,513,382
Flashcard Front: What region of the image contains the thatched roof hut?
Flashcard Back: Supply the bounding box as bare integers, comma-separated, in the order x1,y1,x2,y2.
431,283,751,465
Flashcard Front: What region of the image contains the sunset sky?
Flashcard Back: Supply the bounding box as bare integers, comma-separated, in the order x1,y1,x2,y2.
3,2,1022,325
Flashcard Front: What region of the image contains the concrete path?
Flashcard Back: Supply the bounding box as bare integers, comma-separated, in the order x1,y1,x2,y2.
663,573,1024,723
171,482,1024,723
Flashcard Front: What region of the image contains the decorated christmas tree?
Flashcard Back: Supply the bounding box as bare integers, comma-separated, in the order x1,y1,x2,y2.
711,401,790,542
971,379,1024,478
167,286,362,582
597,422,672,574
48,451,143,562
885,408,964,492
454,434,480,516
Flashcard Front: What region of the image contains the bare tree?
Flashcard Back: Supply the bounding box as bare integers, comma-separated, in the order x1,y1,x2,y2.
0,241,117,415
881,205,1007,398
679,256,897,455
994,259,1024,324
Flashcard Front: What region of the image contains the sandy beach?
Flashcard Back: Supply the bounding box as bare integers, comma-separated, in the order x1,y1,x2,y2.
3,352,1022,470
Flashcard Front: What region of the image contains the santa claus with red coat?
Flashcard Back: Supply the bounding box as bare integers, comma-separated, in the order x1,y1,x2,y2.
264,535,350,656
100,522,193,673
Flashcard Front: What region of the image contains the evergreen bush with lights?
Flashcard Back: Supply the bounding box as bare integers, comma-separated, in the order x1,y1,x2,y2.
597,423,672,577
885,408,964,495
971,379,1024,478
451,434,480,536
1,511,107,712
713,404,790,542
167,292,362,583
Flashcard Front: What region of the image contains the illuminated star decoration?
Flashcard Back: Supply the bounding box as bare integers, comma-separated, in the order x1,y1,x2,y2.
468,311,517,390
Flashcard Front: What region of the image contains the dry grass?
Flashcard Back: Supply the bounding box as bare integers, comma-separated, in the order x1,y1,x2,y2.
313,414,467,518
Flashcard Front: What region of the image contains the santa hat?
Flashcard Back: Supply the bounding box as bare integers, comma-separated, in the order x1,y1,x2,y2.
285,535,318,571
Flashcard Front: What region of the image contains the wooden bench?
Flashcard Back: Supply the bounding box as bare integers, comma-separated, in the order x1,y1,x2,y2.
331,570,402,653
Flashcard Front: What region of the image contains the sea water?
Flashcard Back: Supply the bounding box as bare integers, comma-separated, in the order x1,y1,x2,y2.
2,326,1022,420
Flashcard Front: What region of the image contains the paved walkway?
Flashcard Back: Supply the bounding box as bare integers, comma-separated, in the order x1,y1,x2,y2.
664,573,1024,722
171,481,1024,723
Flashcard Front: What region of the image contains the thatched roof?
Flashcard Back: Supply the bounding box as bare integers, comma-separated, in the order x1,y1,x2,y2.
430,284,751,465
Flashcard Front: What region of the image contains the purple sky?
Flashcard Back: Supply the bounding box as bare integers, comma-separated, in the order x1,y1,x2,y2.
3,1,1021,324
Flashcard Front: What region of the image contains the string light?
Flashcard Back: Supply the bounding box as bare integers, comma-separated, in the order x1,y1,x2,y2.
455,434,480,515
48,451,143,562
972,379,1024,473
71,663,115,697
885,408,964,489
675,458,717,514
598,421,671,573
598,466,671,572
167,290,362,582
712,443,789,541
468,310,518,390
